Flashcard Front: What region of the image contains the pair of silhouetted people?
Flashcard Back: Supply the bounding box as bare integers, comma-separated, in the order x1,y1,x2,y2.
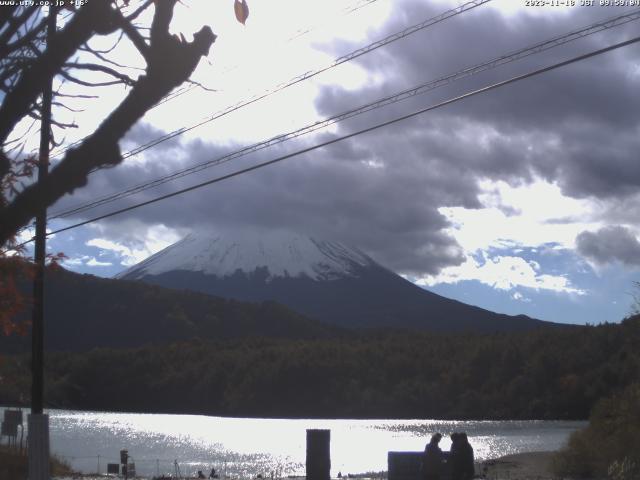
421,432,474,480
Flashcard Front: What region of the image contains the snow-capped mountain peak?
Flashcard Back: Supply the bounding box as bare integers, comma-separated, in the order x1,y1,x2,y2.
116,229,549,333
117,231,377,281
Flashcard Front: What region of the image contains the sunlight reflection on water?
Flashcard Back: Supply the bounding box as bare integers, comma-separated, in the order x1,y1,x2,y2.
2,408,585,478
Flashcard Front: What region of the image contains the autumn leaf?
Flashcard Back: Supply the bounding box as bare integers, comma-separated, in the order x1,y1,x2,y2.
46,252,68,271
234,0,249,25
0,255,34,337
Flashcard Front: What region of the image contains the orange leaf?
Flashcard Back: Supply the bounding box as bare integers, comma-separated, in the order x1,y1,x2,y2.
234,0,249,25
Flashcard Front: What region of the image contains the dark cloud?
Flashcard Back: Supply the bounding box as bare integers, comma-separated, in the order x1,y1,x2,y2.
51,1,640,276
52,124,469,275
576,226,640,266
316,1,640,200
119,122,183,153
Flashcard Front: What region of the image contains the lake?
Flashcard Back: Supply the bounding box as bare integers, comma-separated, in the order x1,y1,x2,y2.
2,408,585,478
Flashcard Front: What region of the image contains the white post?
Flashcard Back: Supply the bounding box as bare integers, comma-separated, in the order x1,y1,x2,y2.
27,414,50,480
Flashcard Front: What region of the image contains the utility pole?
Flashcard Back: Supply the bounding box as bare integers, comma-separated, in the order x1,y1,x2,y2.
28,6,56,480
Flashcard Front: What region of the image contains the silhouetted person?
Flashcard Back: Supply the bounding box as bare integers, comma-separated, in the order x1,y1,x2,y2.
450,432,474,480
198,471,206,479
209,467,217,478
421,433,443,480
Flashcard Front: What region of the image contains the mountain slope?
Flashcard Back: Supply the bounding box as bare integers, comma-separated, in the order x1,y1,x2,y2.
118,231,554,333
0,266,343,353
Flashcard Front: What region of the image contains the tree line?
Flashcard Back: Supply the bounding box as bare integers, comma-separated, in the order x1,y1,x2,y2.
2,315,639,419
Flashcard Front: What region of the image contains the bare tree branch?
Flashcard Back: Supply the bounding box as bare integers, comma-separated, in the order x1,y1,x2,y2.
50,118,78,130
0,1,217,245
0,6,40,53
0,151,10,181
3,120,39,153
0,12,47,60
187,79,219,92
53,91,99,99
51,101,84,113
59,69,126,88
80,30,125,55
64,62,137,86
114,9,150,62
0,6,18,31
126,0,154,22
80,43,144,70
0,0,120,145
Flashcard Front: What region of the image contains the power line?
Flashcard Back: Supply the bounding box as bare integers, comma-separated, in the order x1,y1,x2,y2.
13,0,491,238
24,33,639,245
286,0,382,42
151,1,384,114
48,0,384,160
49,7,640,220
96,1,492,165
151,1,383,112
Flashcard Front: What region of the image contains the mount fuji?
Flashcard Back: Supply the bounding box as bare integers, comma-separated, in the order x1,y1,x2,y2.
117,231,552,333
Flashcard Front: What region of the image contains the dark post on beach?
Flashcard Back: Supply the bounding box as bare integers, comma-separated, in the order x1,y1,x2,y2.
121,449,129,480
306,429,331,480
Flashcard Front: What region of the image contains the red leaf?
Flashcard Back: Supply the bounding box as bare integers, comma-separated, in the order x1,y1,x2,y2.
234,0,249,25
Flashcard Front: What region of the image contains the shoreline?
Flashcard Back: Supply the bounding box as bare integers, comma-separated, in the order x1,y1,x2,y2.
54,451,563,480
479,451,606,480
479,451,557,479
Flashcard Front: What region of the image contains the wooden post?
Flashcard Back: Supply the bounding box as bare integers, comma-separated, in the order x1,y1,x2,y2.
306,429,330,480
28,7,55,480
27,414,50,480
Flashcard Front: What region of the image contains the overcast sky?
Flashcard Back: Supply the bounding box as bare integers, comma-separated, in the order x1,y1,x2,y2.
15,0,640,325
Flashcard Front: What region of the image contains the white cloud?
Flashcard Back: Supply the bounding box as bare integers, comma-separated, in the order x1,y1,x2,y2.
86,257,112,267
512,291,531,302
61,256,88,267
411,178,615,295
15,227,35,245
414,178,590,295
86,238,130,256
417,252,585,295
86,223,182,267
440,178,602,253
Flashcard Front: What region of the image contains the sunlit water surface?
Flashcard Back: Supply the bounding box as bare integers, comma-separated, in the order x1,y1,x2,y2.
3,408,585,478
